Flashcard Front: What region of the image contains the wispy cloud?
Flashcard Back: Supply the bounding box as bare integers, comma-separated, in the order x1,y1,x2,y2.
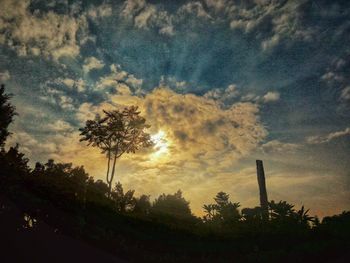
307,127,350,144
261,140,301,154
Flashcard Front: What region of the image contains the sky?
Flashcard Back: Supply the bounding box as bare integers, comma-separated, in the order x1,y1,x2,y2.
1,0,349,217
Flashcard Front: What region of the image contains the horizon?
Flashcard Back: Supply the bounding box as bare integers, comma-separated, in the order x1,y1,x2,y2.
1,0,350,218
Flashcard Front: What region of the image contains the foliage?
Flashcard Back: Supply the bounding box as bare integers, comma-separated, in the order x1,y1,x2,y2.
79,106,153,196
1,148,349,262
152,190,194,220
203,191,241,226
134,194,151,215
111,181,136,213
0,84,16,148
0,144,29,177
268,200,314,230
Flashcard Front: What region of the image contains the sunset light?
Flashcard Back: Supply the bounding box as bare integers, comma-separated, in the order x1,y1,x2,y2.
1,0,349,261
150,130,169,159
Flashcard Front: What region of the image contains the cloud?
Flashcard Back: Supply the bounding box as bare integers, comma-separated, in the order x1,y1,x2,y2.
203,0,317,50
307,127,350,144
0,70,11,81
0,0,89,60
88,3,112,20
46,120,74,133
204,84,239,104
241,93,261,102
261,140,301,154
56,78,86,92
204,0,230,13
126,74,143,88
177,2,212,20
239,90,280,104
340,86,350,101
76,87,267,173
95,64,143,91
44,86,267,213
122,0,174,36
160,76,188,91
321,54,350,104
83,57,105,74
6,131,59,160
122,0,146,17
263,91,280,103
39,81,77,110
321,71,344,83
118,0,322,48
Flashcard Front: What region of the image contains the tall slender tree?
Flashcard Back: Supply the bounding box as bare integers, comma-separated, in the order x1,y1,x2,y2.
79,106,152,196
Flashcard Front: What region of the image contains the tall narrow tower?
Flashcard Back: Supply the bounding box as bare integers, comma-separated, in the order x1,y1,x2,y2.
256,160,269,219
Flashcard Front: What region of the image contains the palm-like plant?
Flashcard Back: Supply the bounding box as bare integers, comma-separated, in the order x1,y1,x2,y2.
269,200,295,220
295,205,314,226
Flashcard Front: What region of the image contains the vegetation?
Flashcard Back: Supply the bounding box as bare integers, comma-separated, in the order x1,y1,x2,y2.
0,84,16,148
79,107,153,196
1,84,349,262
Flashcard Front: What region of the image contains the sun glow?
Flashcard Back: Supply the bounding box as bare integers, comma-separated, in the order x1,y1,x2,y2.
150,130,169,159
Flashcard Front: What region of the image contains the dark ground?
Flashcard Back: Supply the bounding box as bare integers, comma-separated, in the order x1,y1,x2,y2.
0,195,125,263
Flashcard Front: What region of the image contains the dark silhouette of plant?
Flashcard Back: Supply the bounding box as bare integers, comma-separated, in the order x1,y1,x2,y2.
134,194,151,215
151,190,193,219
31,162,45,176
111,181,136,213
242,206,263,221
79,106,153,196
269,200,295,220
268,200,314,231
294,205,314,227
86,178,110,205
0,84,16,149
203,192,241,225
320,211,350,238
1,149,349,263
0,144,29,177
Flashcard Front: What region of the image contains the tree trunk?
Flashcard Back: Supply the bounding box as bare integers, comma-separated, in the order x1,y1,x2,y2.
108,154,117,198
106,150,111,185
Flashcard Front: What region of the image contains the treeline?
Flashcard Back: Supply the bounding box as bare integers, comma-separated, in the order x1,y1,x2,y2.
0,145,327,232
1,84,350,262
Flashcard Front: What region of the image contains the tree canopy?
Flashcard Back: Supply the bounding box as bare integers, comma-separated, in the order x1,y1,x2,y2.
79,106,153,195
0,84,16,148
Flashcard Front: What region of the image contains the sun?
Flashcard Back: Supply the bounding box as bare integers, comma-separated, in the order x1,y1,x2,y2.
150,130,169,159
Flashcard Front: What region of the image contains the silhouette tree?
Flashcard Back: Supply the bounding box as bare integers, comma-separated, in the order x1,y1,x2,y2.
31,162,45,176
86,178,110,205
111,181,136,213
203,192,241,225
152,190,193,219
0,84,16,148
134,194,151,215
79,106,153,196
321,211,350,238
0,144,29,177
